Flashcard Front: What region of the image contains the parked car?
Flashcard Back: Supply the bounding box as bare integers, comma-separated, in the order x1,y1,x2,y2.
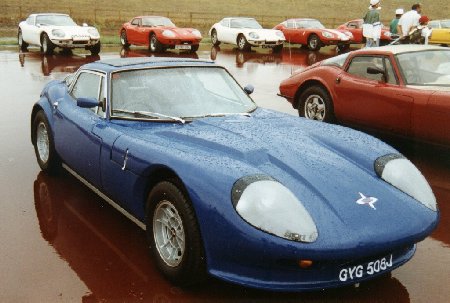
18,13,101,55
429,19,450,46
209,17,285,52
119,16,202,52
274,18,353,51
337,19,394,45
31,57,438,291
279,45,450,147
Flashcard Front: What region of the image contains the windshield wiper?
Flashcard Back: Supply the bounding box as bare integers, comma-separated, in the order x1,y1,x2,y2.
113,109,185,124
184,112,252,119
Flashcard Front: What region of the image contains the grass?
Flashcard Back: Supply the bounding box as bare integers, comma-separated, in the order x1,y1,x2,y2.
0,0,447,35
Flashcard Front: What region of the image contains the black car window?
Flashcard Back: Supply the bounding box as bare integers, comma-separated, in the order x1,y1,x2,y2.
131,18,140,26
71,72,102,103
347,56,396,83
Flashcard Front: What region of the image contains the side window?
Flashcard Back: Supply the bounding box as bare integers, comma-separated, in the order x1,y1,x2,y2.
348,22,357,29
131,18,140,26
384,58,397,85
97,77,106,116
220,19,230,27
71,72,102,105
26,16,34,25
286,21,295,29
347,56,385,82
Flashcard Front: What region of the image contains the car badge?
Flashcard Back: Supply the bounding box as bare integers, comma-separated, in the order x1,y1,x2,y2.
356,193,378,210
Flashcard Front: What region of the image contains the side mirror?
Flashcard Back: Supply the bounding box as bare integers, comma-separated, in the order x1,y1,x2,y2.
244,84,254,95
77,97,100,108
82,23,88,27
367,66,387,82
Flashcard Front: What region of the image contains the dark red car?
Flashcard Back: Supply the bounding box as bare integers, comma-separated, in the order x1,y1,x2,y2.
279,45,450,146
337,19,395,45
119,16,202,52
274,18,353,51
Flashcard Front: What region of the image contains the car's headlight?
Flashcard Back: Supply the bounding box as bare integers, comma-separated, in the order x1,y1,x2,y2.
248,32,259,39
52,29,65,38
345,31,353,38
88,28,99,37
275,31,285,38
375,154,437,211
322,31,334,38
191,29,202,38
232,175,318,243
162,30,176,38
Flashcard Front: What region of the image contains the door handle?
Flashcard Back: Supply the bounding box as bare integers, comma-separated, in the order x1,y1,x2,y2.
53,101,59,109
122,149,129,171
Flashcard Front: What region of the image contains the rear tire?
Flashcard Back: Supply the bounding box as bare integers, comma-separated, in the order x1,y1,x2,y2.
211,29,221,46
307,34,321,51
18,29,28,52
41,33,54,55
149,33,164,53
190,44,199,52
237,34,251,51
32,110,61,173
298,86,335,123
146,181,206,286
120,30,130,47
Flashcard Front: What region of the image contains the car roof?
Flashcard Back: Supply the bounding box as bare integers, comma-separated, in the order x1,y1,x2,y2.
30,13,69,17
289,18,318,22
82,57,215,73
354,44,446,55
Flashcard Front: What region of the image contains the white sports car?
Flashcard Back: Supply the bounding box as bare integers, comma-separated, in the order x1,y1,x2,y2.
209,17,285,52
18,13,101,55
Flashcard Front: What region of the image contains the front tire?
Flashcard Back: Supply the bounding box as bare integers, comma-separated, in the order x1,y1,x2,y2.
149,34,164,53
146,181,206,286
211,29,220,46
41,33,54,55
273,44,283,53
307,34,321,51
298,86,335,123
18,29,28,52
89,41,101,55
32,110,61,173
120,30,130,47
237,34,251,51
190,44,199,53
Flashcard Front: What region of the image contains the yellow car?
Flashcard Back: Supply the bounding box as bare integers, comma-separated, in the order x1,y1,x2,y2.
429,19,450,46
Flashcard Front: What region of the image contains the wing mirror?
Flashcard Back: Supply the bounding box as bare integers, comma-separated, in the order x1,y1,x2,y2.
367,66,387,82
244,84,254,95
77,97,101,108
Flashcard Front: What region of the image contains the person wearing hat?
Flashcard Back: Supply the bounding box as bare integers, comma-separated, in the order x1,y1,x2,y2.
390,8,404,34
397,4,422,43
363,0,382,47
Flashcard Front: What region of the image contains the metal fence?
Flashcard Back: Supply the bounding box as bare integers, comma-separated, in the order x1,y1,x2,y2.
0,5,351,33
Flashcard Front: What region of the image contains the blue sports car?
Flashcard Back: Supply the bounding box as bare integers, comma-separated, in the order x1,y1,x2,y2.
31,57,439,291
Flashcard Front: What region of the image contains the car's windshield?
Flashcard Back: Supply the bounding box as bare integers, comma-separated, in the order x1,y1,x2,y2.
142,17,175,27
396,50,450,85
441,20,450,28
322,52,349,68
230,18,262,29
296,20,325,29
111,67,256,120
36,15,77,26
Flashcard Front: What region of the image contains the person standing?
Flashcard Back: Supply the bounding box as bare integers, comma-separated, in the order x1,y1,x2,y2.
363,0,382,47
397,4,422,43
390,8,404,34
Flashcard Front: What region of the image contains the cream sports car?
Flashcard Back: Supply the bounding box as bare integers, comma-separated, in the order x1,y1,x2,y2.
18,13,101,55
209,17,285,52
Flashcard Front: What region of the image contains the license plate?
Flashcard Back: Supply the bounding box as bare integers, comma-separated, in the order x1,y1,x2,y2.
73,36,89,41
338,254,393,282
175,45,191,50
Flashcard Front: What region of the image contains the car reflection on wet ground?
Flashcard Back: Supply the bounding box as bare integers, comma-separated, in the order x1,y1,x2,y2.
0,45,448,302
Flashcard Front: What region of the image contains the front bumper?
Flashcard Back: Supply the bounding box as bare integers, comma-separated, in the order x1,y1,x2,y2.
210,244,416,291
51,38,100,48
248,39,285,47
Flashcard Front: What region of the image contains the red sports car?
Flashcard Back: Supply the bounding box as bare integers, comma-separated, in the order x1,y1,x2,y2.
274,18,353,51
119,16,202,52
279,45,450,147
337,19,395,45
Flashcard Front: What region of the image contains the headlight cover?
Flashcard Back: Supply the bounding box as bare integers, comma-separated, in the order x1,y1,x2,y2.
248,32,259,39
52,29,65,38
162,30,176,38
191,29,202,38
375,154,437,211
232,175,318,243
322,31,334,38
88,28,99,37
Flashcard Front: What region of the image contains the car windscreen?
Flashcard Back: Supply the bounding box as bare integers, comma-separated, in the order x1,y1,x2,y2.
36,15,77,26
230,19,262,29
296,20,325,29
322,53,349,68
396,50,450,86
111,67,257,120
441,20,450,28
142,17,175,27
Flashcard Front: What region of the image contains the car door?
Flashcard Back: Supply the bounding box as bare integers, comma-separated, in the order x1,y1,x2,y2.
425,91,450,145
127,18,143,45
334,55,413,136
220,19,235,44
53,70,106,189
25,15,42,46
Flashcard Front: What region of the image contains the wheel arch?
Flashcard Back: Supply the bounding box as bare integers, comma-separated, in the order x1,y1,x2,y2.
293,79,330,109
31,102,54,144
